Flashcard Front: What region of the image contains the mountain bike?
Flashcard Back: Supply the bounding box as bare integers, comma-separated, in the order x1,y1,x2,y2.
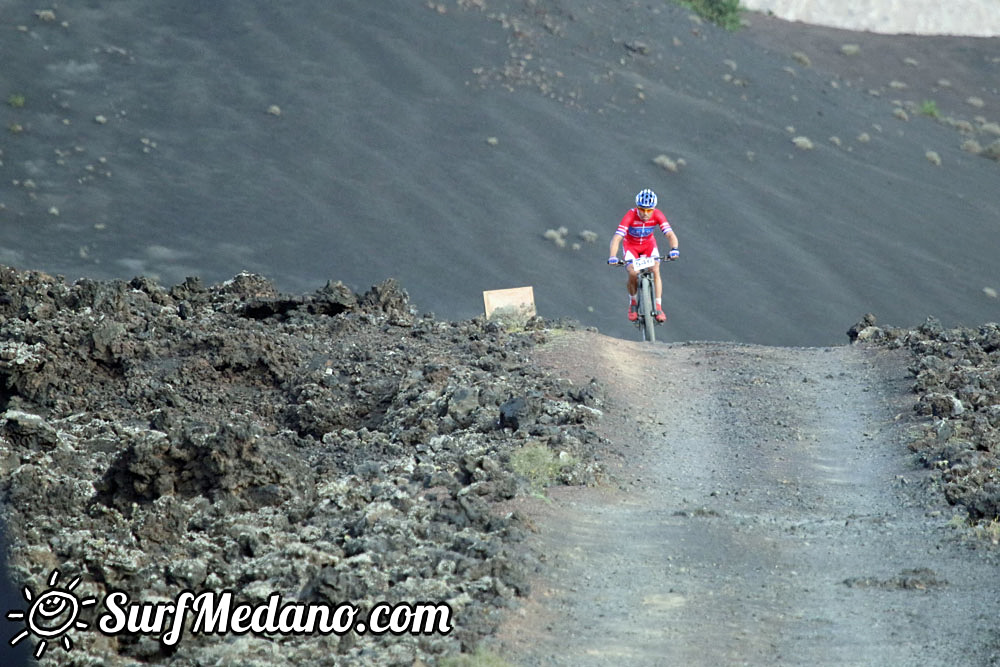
614,255,670,343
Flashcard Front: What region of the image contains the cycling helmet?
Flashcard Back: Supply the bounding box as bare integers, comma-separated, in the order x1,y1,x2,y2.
635,188,657,209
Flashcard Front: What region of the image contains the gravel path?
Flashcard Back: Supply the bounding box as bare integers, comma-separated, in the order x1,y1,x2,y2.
499,333,1000,666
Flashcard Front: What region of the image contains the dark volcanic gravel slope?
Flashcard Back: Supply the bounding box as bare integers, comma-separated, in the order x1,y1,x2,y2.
1,1,998,346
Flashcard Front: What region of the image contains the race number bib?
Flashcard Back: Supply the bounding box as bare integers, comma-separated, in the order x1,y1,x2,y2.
631,256,656,271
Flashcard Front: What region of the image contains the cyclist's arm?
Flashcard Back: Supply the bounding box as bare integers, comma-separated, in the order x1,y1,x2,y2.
609,234,623,258
656,212,677,250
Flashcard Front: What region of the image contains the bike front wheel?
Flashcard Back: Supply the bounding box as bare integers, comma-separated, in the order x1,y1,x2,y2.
639,275,655,343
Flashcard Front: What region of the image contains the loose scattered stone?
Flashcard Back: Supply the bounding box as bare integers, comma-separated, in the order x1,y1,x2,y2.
792,136,814,150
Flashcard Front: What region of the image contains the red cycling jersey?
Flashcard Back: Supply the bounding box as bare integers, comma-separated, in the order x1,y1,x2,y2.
615,208,673,257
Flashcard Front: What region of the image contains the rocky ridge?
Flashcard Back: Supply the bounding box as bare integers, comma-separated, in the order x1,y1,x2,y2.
0,266,603,665
850,313,1000,523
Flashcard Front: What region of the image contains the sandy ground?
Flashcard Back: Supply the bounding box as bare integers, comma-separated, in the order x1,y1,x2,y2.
497,331,1000,665
742,0,1000,36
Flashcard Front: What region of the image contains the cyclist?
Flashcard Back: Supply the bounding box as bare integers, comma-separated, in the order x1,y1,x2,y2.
607,188,679,322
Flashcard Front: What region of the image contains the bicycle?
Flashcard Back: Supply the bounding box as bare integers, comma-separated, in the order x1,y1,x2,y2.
612,255,673,343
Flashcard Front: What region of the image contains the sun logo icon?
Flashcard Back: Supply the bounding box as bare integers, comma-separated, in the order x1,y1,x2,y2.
7,569,98,659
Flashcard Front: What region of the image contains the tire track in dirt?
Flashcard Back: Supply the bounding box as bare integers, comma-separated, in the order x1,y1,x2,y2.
497,331,1000,666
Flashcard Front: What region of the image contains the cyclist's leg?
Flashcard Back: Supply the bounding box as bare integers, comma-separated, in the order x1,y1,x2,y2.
651,248,663,301
622,249,640,320
623,249,639,296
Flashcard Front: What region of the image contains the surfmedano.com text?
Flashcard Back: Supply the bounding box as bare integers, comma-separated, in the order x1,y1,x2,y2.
98,590,453,646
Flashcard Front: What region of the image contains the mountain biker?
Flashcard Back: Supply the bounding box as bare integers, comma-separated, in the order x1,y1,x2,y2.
607,188,679,322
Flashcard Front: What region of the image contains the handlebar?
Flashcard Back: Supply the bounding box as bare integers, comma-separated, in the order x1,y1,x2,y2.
608,257,677,266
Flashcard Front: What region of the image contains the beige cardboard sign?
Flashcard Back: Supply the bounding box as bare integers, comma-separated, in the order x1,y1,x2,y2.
483,286,536,319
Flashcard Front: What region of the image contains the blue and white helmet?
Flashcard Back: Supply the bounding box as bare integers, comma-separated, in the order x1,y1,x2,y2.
635,188,657,209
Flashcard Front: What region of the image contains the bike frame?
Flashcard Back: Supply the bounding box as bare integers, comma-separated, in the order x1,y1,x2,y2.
616,255,667,343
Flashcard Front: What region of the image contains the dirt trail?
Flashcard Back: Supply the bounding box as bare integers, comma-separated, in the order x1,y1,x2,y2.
498,331,1000,666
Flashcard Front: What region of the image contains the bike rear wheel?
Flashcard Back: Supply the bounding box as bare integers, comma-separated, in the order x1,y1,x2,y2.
639,275,655,343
